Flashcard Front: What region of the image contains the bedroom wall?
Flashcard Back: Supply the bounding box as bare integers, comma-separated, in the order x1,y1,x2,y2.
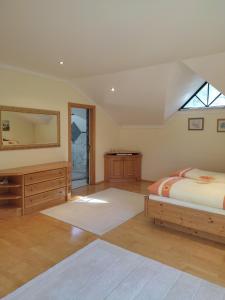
119,109,225,181
0,68,119,182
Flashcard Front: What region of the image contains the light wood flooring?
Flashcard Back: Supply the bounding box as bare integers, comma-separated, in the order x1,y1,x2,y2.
0,181,225,298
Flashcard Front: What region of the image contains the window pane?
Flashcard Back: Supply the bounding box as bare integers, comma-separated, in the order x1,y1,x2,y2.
184,96,205,108
210,95,225,107
196,84,208,105
208,84,220,103
180,82,225,110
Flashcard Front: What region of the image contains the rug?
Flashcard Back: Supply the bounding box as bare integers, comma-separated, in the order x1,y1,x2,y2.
41,188,144,235
3,239,225,300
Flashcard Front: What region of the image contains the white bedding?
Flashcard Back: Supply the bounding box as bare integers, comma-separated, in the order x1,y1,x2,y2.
172,168,225,184
148,177,225,210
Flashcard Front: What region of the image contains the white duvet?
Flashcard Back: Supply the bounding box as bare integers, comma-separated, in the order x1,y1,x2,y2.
148,177,225,210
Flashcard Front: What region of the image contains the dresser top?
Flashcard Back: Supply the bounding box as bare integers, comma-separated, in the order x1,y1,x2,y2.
0,161,69,175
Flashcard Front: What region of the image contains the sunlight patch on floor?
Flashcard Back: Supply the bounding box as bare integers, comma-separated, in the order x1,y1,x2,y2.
74,196,109,204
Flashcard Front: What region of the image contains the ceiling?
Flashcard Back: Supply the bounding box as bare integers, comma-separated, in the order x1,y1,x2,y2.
74,62,204,125
0,0,225,78
0,0,225,125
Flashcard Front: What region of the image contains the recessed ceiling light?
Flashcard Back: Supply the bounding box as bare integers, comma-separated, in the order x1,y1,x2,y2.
110,87,115,92
59,61,64,65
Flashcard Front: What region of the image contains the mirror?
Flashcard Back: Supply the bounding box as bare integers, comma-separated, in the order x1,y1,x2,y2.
0,106,60,150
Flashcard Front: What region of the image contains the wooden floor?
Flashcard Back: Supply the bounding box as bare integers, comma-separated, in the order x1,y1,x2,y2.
0,181,225,298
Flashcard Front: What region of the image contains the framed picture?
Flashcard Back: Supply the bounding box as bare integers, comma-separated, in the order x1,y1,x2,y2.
188,118,204,130
2,120,10,131
217,119,225,132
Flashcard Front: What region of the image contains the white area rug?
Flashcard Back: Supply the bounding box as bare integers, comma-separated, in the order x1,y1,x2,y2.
3,239,225,300
41,188,144,235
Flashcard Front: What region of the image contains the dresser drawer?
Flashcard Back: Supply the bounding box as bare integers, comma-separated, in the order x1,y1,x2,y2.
25,188,66,208
25,178,66,197
25,168,65,185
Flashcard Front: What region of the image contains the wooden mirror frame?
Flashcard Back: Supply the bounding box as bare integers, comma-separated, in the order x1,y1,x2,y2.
0,105,60,151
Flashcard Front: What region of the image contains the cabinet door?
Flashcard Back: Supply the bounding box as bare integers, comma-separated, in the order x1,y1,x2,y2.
109,157,124,179
124,157,137,179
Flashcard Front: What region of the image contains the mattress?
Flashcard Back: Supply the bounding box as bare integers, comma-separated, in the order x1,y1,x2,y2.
149,194,225,216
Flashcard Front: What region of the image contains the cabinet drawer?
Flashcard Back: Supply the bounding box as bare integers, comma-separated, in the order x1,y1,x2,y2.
25,187,66,208
25,177,66,197
25,168,65,185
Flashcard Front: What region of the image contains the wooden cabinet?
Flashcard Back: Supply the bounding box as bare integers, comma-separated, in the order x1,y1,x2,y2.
0,175,23,218
24,177,66,197
24,168,65,185
104,153,142,182
0,162,68,217
108,156,124,179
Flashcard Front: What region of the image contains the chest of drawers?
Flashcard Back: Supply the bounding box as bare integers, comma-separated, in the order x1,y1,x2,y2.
0,162,68,216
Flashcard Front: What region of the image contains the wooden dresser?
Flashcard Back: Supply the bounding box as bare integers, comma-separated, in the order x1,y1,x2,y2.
104,153,142,182
0,162,68,217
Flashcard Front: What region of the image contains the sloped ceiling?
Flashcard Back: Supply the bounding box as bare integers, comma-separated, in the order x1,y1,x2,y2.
0,0,225,78
0,0,225,125
74,51,225,125
73,62,204,125
184,52,225,95
73,63,171,126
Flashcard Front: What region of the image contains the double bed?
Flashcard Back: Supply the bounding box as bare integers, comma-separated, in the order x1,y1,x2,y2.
145,168,225,244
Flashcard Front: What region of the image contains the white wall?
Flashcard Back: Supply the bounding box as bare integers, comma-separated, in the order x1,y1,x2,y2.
0,68,119,182
119,109,225,181
1,67,224,183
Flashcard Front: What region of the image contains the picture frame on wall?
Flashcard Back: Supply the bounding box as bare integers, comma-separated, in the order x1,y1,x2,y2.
188,118,204,131
217,119,225,132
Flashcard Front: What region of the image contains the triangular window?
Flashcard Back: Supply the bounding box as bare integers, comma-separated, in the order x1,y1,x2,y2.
180,82,225,110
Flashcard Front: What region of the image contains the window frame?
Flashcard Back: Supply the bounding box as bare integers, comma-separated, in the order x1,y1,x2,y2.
179,82,225,110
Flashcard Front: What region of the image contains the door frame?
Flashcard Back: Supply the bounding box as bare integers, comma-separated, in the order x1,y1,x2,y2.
68,102,96,190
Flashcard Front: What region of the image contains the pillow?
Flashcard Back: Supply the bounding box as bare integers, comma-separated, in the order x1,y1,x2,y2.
148,177,183,197
171,168,225,184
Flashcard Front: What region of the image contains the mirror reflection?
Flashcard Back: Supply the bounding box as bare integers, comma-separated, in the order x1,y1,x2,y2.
1,110,58,147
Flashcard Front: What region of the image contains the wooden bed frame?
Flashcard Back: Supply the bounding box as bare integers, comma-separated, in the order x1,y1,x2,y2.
144,196,225,244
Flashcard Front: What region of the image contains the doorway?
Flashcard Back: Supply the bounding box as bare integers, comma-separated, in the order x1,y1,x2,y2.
68,103,95,190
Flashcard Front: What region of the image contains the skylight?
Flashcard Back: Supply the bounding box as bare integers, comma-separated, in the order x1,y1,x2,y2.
180,82,225,110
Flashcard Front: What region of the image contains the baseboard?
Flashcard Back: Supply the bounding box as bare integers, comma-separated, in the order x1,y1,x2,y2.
93,179,154,185
94,180,105,185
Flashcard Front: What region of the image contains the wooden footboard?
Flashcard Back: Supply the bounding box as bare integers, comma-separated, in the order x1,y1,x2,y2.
145,196,225,244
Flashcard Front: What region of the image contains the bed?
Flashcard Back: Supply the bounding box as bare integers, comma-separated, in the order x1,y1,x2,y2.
144,169,225,244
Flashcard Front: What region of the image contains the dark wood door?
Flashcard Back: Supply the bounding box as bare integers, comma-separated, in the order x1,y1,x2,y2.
109,157,124,179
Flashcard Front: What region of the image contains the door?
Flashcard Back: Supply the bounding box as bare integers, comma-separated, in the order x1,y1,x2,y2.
71,107,89,189
124,157,136,179
109,157,124,179
68,103,96,191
